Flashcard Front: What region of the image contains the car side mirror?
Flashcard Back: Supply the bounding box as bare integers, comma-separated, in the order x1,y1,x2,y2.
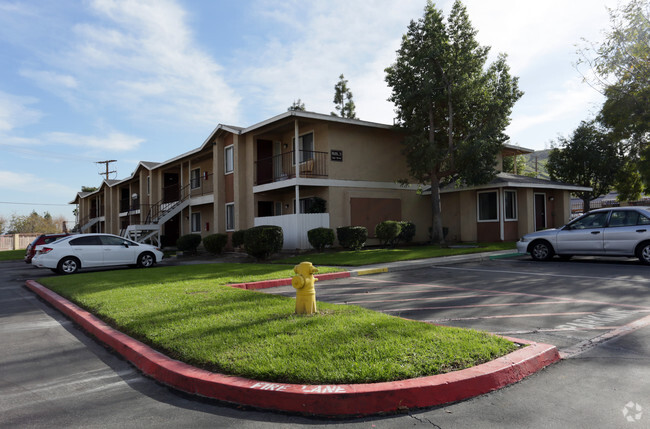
122,242,129,248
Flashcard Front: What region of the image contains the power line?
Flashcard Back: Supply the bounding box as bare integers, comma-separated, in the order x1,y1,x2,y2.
0,201,72,206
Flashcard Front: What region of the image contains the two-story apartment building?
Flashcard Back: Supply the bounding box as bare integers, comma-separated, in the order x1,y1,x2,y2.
72,111,589,249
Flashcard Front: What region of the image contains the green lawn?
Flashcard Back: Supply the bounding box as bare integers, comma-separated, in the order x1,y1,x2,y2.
275,242,517,266
0,249,25,261
39,263,517,384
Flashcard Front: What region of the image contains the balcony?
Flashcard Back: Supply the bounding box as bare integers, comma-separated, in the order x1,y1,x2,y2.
119,198,140,214
254,150,327,186
190,172,214,197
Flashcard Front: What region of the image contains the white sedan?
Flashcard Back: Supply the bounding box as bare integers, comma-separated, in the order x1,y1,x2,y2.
32,233,164,274
517,206,650,264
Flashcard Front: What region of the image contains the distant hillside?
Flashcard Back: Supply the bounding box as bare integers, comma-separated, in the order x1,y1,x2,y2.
520,150,551,180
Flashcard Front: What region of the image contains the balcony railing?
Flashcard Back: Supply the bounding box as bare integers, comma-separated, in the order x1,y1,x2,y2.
190,172,214,197
254,150,328,185
119,198,140,213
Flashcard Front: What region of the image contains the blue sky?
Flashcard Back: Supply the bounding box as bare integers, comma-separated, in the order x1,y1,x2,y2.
0,0,618,225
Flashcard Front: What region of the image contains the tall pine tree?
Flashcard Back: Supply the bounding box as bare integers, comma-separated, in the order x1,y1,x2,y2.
331,74,357,119
385,0,522,243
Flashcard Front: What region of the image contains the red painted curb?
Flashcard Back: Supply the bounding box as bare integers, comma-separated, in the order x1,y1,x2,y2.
25,279,560,417
230,271,351,290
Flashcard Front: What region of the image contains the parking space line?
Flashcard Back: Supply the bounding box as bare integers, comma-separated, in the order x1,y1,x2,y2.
339,293,509,304
363,277,650,310
380,301,590,312
424,312,595,323
434,265,650,283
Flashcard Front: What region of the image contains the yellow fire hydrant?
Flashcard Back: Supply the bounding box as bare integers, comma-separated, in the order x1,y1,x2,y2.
291,262,318,315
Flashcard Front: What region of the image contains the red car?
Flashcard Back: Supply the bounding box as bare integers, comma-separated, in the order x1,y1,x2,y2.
25,233,71,264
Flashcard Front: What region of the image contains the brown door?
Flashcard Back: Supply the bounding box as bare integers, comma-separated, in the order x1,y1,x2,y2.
256,140,273,184
535,193,546,231
163,213,180,247
163,173,179,203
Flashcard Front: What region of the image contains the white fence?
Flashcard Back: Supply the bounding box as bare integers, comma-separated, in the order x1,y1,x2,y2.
254,214,330,250
0,234,40,251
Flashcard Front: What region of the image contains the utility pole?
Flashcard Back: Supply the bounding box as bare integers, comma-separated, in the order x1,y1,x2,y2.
96,160,117,180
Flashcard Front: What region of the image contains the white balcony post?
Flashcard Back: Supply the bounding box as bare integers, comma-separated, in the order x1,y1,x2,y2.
294,119,301,247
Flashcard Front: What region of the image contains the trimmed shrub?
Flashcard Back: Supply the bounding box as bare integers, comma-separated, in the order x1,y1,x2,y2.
336,226,368,251
375,221,402,247
244,225,283,260
232,229,246,248
397,221,416,244
308,227,335,252
202,233,228,255
176,234,202,253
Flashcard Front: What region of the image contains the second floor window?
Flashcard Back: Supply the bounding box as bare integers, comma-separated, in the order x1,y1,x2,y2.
225,146,234,174
190,168,201,189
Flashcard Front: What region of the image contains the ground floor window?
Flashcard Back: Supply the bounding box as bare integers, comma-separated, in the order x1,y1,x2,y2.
504,190,517,221
478,191,498,221
191,212,201,232
225,203,235,231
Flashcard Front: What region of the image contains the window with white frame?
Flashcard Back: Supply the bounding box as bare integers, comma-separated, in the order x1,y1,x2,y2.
225,203,235,231
292,132,314,164
190,168,201,189
477,191,498,221
504,190,518,221
191,212,201,232
224,146,234,174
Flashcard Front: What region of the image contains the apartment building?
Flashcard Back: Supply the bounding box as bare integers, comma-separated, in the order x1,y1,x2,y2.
72,111,589,249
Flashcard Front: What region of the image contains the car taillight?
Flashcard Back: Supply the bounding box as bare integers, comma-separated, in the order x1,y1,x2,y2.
39,247,53,255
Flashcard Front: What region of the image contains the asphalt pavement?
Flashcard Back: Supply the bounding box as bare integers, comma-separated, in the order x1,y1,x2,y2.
1,253,649,428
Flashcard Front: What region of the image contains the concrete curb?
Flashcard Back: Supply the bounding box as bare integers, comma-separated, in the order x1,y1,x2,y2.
25,279,560,417
229,272,351,290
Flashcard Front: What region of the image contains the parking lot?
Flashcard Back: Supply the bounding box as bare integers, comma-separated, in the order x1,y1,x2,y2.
2,255,649,428
266,255,650,355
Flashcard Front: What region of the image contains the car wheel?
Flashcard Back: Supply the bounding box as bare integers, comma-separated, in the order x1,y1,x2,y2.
57,257,80,274
137,252,155,268
636,242,650,265
530,240,553,261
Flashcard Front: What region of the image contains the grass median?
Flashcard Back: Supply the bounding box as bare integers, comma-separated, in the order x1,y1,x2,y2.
275,242,517,266
39,263,518,384
0,250,25,261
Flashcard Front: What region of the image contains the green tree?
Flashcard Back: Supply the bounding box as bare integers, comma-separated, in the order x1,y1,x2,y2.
502,154,528,175
81,186,99,192
578,0,649,191
8,211,65,233
546,121,623,213
331,74,357,119
288,99,306,111
0,215,6,234
385,0,522,243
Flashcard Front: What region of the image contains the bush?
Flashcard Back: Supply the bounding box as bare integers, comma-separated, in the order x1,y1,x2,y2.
397,221,416,244
308,227,335,252
375,221,402,247
336,226,368,251
202,233,228,255
232,229,246,248
176,234,202,253
244,225,283,260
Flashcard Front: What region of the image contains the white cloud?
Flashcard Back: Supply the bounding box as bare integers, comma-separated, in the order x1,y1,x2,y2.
235,0,423,123
0,91,42,131
44,131,144,152
19,69,78,89
0,170,77,196
17,0,241,127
